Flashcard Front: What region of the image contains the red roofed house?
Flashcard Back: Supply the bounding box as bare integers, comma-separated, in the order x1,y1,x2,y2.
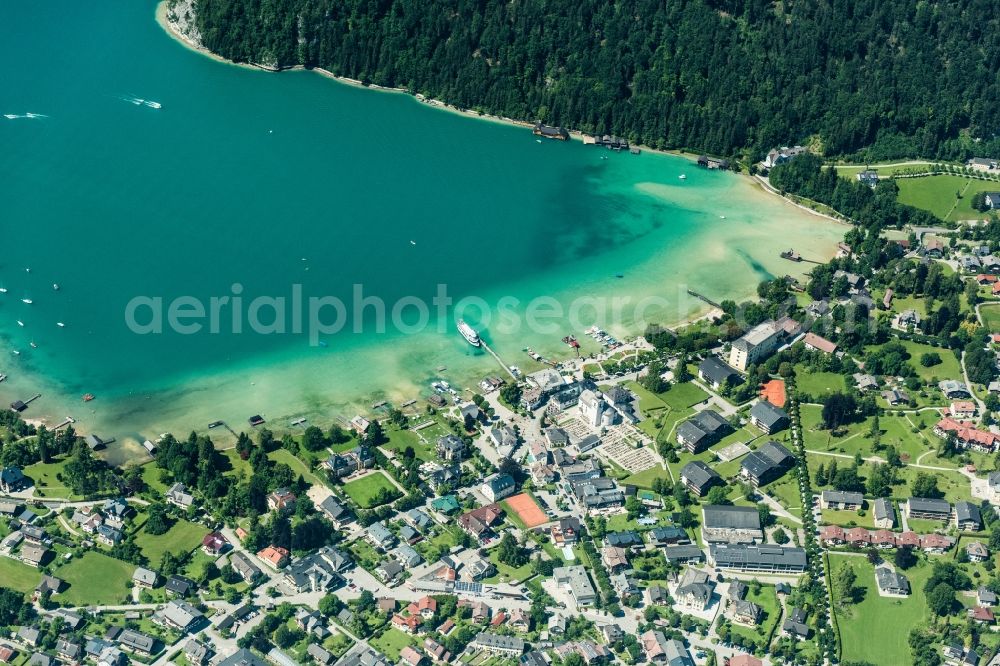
407,596,438,620
393,613,423,634
819,525,845,545
970,606,995,625
949,401,978,419
266,488,297,513
457,504,504,543
235,527,249,541
845,527,870,547
437,618,455,635
400,646,426,666
803,332,838,355
0,646,16,663
992,281,1000,296
257,546,290,570
897,531,920,548
872,530,897,549
977,274,998,286
202,531,229,556
728,656,763,666
490,611,507,627
920,533,952,554
935,418,1000,453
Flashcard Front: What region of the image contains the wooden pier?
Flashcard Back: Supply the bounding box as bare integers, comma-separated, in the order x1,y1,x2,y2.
481,342,518,380
686,290,723,309
53,417,75,430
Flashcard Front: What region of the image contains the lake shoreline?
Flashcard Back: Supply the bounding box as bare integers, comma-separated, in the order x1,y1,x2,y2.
154,0,846,229
0,2,849,460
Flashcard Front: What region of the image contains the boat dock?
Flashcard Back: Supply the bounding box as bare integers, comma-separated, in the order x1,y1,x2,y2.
480,341,518,380
686,289,722,309
10,393,42,412
53,416,75,430
780,249,821,264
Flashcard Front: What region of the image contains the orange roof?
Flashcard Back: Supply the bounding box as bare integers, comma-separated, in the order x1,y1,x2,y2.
803,332,837,354
729,656,763,666
257,546,289,566
759,379,786,408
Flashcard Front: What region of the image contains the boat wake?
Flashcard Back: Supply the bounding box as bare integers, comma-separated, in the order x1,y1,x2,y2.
120,95,162,109
4,113,46,120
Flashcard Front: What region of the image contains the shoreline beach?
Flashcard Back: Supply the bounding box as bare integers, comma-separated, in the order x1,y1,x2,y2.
1,3,848,462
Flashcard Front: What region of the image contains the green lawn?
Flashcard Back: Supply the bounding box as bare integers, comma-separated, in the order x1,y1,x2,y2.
728,584,781,648
661,382,710,410
370,627,417,660
485,546,535,583
22,457,77,499
981,304,1000,332
342,471,399,508
136,519,210,567
896,173,1000,222
0,556,42,593
381,426,433,461
140,462,170,494
898,340,961,381
222,448,252,479
268,448,325,486
830,554,932,665
795,369,847,398
622,465,669,489
821,508,874,528
763,474,804,516
626,382,669,416
54,551,135,605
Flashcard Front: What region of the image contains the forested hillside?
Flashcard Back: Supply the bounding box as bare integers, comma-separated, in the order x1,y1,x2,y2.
180,0,1000,160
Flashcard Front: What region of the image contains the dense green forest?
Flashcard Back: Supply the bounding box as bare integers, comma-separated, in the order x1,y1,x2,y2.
178,0,1000,160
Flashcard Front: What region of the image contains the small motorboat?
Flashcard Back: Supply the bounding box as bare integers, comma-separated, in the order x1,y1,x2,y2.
21,298,32,304
16,321,23,327
82,393,95,402
29,341,37,349
208,420,224,429
678,174,687,180
52,283,59,291
56,322,65,328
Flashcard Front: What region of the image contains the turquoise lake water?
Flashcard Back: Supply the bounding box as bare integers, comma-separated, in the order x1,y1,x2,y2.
0,0,846,461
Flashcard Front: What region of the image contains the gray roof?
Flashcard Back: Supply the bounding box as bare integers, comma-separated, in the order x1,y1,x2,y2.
956,501,983,526
822,490,863,505
907,497,952,515
750,400,789,428
218,649,270,666
702,505,761,530
319,495,351,521
663,544,704,562
875,566,910,594
710,544,807,569
366,521,395,544
680,461,721,490
485,474,515,494
118,628,156,652
473,632,525,652
335,644,391,666
699,357,739,385
873,497,894,522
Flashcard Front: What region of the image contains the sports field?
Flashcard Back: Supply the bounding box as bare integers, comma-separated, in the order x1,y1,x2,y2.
502,493,548,528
